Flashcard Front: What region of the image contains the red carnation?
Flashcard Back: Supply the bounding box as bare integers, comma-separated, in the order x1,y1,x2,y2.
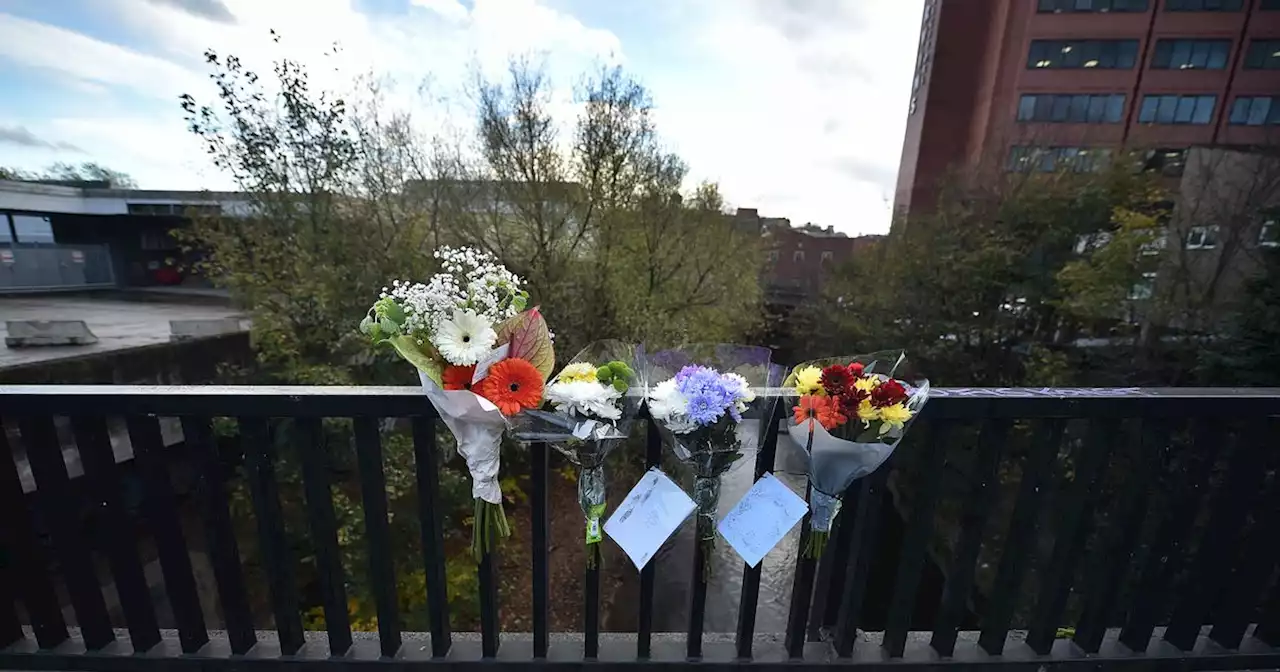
849,362,865,378
820,364,854,397
871,379,908,408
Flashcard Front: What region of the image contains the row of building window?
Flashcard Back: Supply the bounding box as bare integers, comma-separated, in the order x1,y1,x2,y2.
1007,146,1115,172
766,250,835,264
1136,94,1218,124
0,214,55,244
1040,0,1280,11
1229,96,1280,125
1008,146,1194,174
1075,223,1278,263
1018,93,1280,126
1028,39,1280,70
1017,93,1127,123
1027,39,1139,69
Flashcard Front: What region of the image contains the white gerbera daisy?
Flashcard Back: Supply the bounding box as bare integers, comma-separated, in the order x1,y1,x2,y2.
432,309,497,365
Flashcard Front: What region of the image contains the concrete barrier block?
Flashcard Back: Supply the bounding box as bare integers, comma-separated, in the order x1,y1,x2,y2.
5,320,99,347
169,318,243,341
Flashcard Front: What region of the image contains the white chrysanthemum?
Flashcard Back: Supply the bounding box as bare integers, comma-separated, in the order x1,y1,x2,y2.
432,310,497,365
646,378,688,421
723,372,755,402
545,380,622,420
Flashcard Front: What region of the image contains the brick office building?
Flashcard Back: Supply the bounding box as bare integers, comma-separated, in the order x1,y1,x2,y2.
895,0,1280,215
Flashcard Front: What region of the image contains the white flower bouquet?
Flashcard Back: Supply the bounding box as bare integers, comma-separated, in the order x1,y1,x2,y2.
512,341,643,568
360,246,555,561
644,344,772,578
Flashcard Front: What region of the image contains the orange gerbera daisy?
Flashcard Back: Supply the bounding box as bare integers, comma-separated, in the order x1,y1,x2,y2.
793,395,846,431
443,365,476,391
474,358,544,416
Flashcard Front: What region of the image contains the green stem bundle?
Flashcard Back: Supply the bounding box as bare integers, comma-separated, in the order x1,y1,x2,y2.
472,498,511,562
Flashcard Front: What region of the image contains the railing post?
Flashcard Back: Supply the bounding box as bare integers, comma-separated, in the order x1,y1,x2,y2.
637,412,661,660
531,441,550,658
0,417,68,650
735,398,783,660
411,416,453,658
353,418,403,658
884,419,953,657
296,417,352,656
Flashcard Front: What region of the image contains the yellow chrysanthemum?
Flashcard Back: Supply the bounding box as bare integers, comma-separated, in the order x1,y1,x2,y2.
856,398,878,424
877,403,913,435
853,376,881,393
559,362,599,384
794,366,825,396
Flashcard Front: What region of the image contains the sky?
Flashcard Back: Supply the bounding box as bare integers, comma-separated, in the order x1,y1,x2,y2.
0,0,923,235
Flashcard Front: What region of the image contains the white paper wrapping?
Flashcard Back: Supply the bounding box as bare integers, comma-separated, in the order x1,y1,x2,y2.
419,371,508,504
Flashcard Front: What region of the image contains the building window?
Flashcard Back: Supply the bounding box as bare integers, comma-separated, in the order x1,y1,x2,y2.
1140,230,1169,256
1165,0,1243,10
1244,40,1280,69
11,214,54,243
127,203,223,217
1185,225,1219,250
1129,272,1157,300
1259,220,1279,247
793,250,805,263
1038,0,1149,11
1140,148,1188,176
1017,94,1126,123
1150,39,1231,70
821,251,834,266
1137,95,1216,125
141,230,179,251
767,250,779,263
1027,40,1139,69
1075,231,1114,254
1228,97,1280,126
1008,146,1113,173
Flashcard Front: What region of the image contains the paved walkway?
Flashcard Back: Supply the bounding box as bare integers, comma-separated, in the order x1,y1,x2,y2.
0,296,246,370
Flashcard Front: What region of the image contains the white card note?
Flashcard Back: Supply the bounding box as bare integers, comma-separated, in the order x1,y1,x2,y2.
717,472,808,568
604,468,696,570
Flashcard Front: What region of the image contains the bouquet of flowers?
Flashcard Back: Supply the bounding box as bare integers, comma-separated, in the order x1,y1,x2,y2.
785,351,928,558
512,341,642,568
360,246,554,560
645,345,771,578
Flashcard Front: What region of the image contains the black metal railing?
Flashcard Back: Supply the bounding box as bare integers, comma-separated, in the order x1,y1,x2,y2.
2,385,1280,670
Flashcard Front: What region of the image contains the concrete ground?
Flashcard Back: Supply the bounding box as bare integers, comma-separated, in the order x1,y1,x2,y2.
0,295,247,370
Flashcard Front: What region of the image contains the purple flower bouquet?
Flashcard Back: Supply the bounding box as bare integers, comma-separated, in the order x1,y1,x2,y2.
644,344,773,578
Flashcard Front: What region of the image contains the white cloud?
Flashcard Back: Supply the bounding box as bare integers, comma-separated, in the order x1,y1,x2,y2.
646,0,923,235
0,0,923,234
0,13,202,99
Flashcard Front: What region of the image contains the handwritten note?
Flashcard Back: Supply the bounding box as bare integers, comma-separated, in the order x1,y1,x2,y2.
604,468,695,570
717,473,808,568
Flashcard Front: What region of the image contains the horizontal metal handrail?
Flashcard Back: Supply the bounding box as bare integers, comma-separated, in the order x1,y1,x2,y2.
3,385,1280,420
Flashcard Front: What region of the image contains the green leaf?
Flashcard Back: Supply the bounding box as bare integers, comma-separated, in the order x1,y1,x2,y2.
379,317,396,334
384,301,405,325
495,308,555,380
387,335,443,386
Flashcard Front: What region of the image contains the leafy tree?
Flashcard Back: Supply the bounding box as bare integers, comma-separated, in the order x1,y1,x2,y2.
797,161,1161,385
0,162,136,187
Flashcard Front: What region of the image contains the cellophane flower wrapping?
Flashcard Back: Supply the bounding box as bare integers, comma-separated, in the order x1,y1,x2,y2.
785,350,928,558
644,344,773,579
511,340,645,567
360,246,555,561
